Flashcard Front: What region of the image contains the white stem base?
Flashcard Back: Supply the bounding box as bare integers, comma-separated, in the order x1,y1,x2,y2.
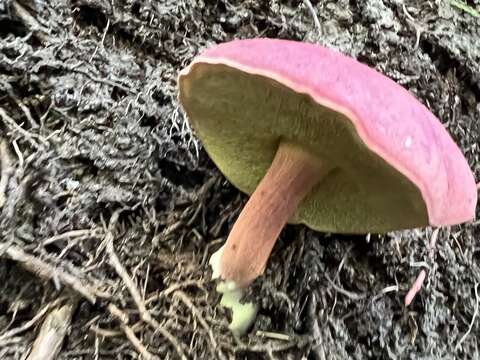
209,246,258,335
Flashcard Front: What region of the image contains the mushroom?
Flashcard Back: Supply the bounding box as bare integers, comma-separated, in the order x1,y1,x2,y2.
178,38,477,331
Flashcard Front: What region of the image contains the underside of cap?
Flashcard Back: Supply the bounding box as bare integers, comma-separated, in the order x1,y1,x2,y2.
179,64,429,233
178,39,477,232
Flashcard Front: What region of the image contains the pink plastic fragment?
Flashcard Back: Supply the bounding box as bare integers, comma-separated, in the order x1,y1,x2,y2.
405,269,427,306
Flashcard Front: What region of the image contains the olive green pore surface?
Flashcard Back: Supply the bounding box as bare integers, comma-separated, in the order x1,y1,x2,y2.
179,64,428,233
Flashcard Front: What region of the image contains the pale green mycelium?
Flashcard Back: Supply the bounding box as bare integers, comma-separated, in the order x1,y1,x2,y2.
209,246,258,335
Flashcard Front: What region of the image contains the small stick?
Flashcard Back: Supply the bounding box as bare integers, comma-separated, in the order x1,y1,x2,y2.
12,140,24,167
26,300,77,360
255,331,291,341
404,269,426,306
104,212,187,360
42,228,102,246
2,245,106,303
449,0,480,18
379,285,399,295
0,299,62,342
233,337,305,354
108,304,159,360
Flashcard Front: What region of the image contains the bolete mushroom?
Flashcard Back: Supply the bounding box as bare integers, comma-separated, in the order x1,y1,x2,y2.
177,38,477,332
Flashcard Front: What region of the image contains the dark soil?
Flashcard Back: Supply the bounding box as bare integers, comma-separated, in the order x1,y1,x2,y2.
0,0,479,359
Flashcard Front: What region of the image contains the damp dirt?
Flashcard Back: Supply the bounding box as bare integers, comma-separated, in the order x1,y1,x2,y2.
0,0,479,359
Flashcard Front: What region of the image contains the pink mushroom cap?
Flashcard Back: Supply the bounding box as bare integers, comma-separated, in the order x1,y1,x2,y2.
178,38,477,233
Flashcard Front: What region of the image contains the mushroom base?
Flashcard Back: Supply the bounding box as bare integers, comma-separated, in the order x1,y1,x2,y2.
209,246,258,335
219,142,329,288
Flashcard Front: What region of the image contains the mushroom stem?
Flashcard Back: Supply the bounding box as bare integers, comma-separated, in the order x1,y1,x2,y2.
220,142,329,288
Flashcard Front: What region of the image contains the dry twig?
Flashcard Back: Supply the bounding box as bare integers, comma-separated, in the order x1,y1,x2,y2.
233,335,307,355
256,331,291,341
2,244,107,303
0,299,63,345
42,228,102,246
26,299,78,360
